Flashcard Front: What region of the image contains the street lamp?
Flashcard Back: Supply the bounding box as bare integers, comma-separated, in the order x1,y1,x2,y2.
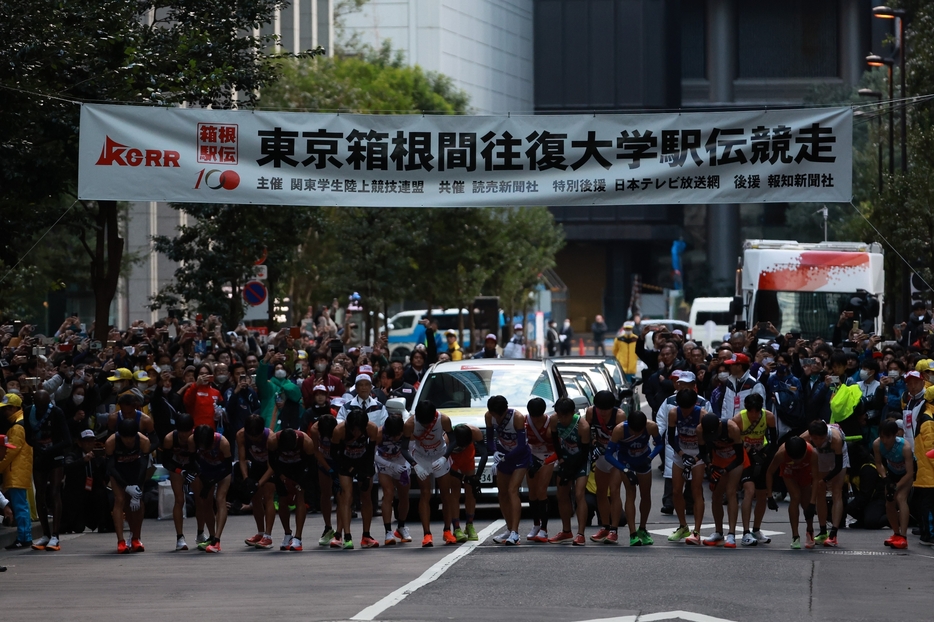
873,6,908,173
858,88,884,192
866,54,895,176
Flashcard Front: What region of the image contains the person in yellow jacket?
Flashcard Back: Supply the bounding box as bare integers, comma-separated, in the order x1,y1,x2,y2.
911,398,934,546
613,321,639,381
443,330,464,361
0,393,35,548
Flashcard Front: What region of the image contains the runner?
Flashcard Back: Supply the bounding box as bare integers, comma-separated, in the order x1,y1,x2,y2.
547,396,591,545
161,412,197,551
188,424,233,553
698,413,747,548
401,401,457,547
266,426,315,551
26,390,71,552
485,395,531,546
525,397,556,543
585,390,624,543
604,410,662,546
105,417,151,553
375,413,411,546
449,423,488,542
873,419,914,549
237,414,276,550
107,391,157,446
331,407,381,549
667,389,707,545
309,414,340,546
731,393,777,546
765,435,818,549
801,419,849,547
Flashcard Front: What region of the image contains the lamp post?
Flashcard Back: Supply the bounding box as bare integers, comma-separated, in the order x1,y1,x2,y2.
858,88,884,192
867,54,895,176
873,5,908,173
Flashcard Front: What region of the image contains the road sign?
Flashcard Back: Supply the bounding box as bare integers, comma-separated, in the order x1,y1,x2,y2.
253,264,268,280
243,281,267,306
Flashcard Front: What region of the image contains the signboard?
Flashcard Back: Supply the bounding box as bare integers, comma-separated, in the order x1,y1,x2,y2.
242,280,268,322
78,104,852,206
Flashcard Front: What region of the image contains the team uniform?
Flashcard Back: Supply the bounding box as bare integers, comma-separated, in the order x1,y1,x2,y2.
815,424,850,474
609,422,655,475
245,428,271,481
527,413,554,469
738,409,769,489
375,426,409,482
780,444,815,488
412,411,451,477
672,406,704,470
273,431,311,493
492,409,532,474
555,414,587,480
880,437,908,485
590,407,620,473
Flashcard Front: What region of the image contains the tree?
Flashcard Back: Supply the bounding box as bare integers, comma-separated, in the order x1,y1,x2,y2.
0,1,318,337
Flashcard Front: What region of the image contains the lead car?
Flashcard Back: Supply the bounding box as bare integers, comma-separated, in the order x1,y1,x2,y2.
387,359,588,504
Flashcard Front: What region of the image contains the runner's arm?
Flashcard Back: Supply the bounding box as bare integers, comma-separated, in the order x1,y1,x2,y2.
400,436,417,467
603,441,628,471
474,441,489,476
823,442,844,482
502,426,528,461
648,426,664,461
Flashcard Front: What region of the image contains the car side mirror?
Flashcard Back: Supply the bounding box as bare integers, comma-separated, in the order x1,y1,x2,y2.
619,388,633,399
572,395,590,411
386,397,406,415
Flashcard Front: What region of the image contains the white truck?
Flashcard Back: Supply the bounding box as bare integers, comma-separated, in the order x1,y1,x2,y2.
733,240,884,340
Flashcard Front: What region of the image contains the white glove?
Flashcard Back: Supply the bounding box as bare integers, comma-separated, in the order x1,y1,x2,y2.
129,496,141,512
414,463,430,480
431,457,449,472
125,485,142,500
493,451,505,464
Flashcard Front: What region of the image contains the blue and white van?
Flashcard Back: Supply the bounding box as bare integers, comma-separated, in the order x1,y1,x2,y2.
386,309,472,360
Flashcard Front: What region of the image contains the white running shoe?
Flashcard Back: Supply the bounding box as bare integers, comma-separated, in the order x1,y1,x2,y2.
526,525,540,540
492,531,510,544
396,526,412,542
752,529,771,544
724,533,737,548
176,536,188,551
281,534,294,551
741,532,758,546
505,531,521,546
703,531,724,546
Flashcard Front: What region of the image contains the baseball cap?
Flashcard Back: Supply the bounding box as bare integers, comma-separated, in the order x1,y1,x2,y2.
132,370,150,382
514,323,523,330
676,371,697,383
355,374,372,385
107,368,133,382
623,321,634,330
0,393,23,409
0,434,16,449
358,364,373,377
916,359,932,372
445,329,457,337
906,370,923,380
80,429,96,440
726,353,750,366
485,333,497,341
670,370,682,380
312,384,327,394
671,329,684,336
297,350,308,360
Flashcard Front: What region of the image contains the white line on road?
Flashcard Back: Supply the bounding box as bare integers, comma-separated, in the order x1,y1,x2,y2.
577,610,736,622
350,519,506,621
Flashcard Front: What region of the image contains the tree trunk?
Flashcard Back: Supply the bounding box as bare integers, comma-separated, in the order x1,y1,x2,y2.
468,303,477,355
266,275,276,330
92,201,123,341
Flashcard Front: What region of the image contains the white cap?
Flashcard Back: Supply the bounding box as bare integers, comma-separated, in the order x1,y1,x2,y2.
671,329,684,336
80,429,96,439
676,371,696,383
514,323,523,330
623,321,634,329
355,374,372,385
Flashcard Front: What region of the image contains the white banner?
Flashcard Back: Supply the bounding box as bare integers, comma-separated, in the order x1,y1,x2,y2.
78,104,852,206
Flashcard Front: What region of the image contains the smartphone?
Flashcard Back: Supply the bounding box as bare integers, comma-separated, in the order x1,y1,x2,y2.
12,320,22,333
790,332,801,341
289,326,301,339
205,339,212,349
734,321,748,331
362,346,373,354
58,343,74,352
206,375,214,383
168,323,178,339
107,340,116,347
888,370,900,379
757,321,769,331
845,311,855,318
24,377,40,389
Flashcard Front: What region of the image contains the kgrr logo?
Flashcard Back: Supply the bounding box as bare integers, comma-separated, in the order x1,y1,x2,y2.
95,136,180,167
194,168,240,190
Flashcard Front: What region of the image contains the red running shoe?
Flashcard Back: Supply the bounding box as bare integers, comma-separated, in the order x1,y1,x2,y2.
117,540,129,554
548,531,574,544
130,538,145,553
590,528,610,543
244,533,263,546
572,534,586,546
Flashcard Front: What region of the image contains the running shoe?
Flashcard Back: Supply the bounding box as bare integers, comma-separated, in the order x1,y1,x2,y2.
492,531,509,544
395,527,413,543
4,541,29,550
442,530,457,545
637,529,654,546
505,531,520,546
629,534,642,546
176,536,189,551
790,537,802,550
45,536,61,552
385,531,397,546
884,534,898,547
531,532,550,543
319,528,336,546
572,533,586,546
685,532,701,546
465,524,478,541
31,536,50,551
548,531,574,544
256,536,273,549
823,536,838,548
741,532,758,547
668,525,691,542
289,538,304,551
205,540,221,553
723,534,736,549
590,528,610,543
342,538,354,550
805,533,815,549
117,540,129,554
605,531,619,544
244,533,263,547
453,528,467,543
703,532,724,547
526,525,540,540
752,529,771,545
920,538,934,547
360,536,379,549
891,535,908,550
329,537,342,548
814,532,829,546
422,534,433,547
130,538,145,553
198,535,212,551
281,534,294,551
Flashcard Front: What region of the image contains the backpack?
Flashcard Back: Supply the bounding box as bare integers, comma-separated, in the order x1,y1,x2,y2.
769,376,805,430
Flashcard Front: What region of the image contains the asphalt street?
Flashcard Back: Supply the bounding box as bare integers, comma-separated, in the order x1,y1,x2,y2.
1,474,929,622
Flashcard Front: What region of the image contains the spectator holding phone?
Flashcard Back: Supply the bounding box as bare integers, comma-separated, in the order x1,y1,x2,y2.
184,368,223,430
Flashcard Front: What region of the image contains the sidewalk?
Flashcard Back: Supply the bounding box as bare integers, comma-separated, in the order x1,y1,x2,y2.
0,521,44,549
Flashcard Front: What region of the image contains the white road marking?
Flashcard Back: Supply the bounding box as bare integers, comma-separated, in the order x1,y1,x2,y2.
649,524,783,538
577,610,737,622
350,519,506,621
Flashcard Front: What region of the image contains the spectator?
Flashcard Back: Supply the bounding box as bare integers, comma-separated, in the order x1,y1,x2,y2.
591,315,607,356
256,351,301,431
472,334,500,359
715,353,765,422
61,429,110,534
223,362,260,442
301,352,346,405
503,323,526,359
613,321,639,382
558,319,574,356
443,330,464,361
545,320,559,357
403,346,428,387
183,368,223,430
0,393,33,549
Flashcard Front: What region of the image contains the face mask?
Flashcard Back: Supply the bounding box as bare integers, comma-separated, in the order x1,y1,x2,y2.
137,382,149,391
777,365,789,375
717,372,730,382
658,361,666,370
315,363,328,373
162,386,172,393
274,369,288,380
114,381,126,392
72,394,85,405
193,357,201,366
809,373,820,381
859,370,872,381
888,370,900,379
215,374,229,384
64,369,74,379
762,357,773,366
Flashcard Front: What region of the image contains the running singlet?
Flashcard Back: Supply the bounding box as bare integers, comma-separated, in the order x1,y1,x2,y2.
616,422,651,465
815,424,850,472
494,409,521,454
342,431,371,460
113,434,142,479
710,423,741,465
590,407,619,453
675,406,702,456
526,414,554,459
413,411,446,457
277,431,307,465
246,428,270,463
556,414,582,458
170,431,194,467
880,437,907,475
739,409,768,452
781,443,814,479
196,433,225,473
377,427,403,459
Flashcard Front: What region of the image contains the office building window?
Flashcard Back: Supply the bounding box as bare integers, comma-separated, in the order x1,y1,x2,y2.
681,0,706,79
737,0,838,78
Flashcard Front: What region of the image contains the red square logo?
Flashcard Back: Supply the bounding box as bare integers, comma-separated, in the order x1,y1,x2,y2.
197,123,238,164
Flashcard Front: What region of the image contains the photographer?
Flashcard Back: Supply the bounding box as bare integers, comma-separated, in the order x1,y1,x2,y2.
61,429,111,534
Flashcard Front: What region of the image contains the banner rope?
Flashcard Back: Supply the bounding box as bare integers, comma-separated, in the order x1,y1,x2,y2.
0,200,77,286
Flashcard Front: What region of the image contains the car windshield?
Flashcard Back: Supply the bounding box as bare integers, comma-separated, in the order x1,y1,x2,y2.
418,367,554,410
562,374,594,403
558,364,610,393
602,360,624,386
753,291,853,340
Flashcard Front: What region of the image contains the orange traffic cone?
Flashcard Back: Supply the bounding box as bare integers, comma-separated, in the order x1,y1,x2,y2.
578,338,585,356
